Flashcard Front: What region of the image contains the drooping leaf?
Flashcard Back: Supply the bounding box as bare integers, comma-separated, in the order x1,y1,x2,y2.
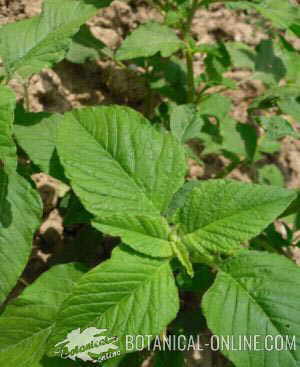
47,246,179,355
178,180,296,263
0,0,112,79
0,86,16,172
203,251,300,367
14,108,66,181
0,171,41,305
116,22,184,61
0,263,85,366
56,106,186,257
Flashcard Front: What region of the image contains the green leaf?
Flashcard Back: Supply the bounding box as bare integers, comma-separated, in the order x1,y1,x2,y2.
14,108,65,180
260,116,296,140
0,171,41,305
178,180,296,263
166,180,201,219
258,164,284,186
169,104,205,143
0,86,16,171
227,0,300,30
56,106,186,257
66,24,105,64
254,40,286,84
116,22,184,61
0,0,112,79
278,97,300,122
153,350,184,367
57,105,185,216
203,251,300,367
47,246,179,355
93,215,173,258
170,238,193,277
225,42,255,70
0,263,85,366
198,94,232,123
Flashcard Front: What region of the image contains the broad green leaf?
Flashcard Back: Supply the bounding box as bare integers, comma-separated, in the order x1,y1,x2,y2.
0,171,41,305
260,116,296,140
56,106,186,257
278,98,300,122
203,251,300,367
93,215,173,258
0,0,112,79
47,246,179,355
0,86,16,171
169,104,205,143
222,117,247,157
198,94,232,123
258,164,284,187
66,24,105,64
227,0,300,30
225,42,255,70
166,180,201,219
254,40,286,84
57,106,185,216
276,36,300,86
116,22,184,61
14,108,65,180
178,180,296,262
0,263,85,366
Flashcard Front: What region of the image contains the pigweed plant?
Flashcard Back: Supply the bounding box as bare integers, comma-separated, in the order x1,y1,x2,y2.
0,0,300,366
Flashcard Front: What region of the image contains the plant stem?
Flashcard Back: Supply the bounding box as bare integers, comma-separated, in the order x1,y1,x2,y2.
183,0,199,38
185,48,196,103
23,81,31,111
183,0,200,103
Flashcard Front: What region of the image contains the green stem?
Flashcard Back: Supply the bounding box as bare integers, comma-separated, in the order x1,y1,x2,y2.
183,0,200,103
183,0,199,38
185,49,196,103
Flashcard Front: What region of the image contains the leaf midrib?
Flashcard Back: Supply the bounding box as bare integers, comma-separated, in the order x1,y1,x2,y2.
73,115,160,215
55,259,173,336
221,270,297,363
183,195,294,238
